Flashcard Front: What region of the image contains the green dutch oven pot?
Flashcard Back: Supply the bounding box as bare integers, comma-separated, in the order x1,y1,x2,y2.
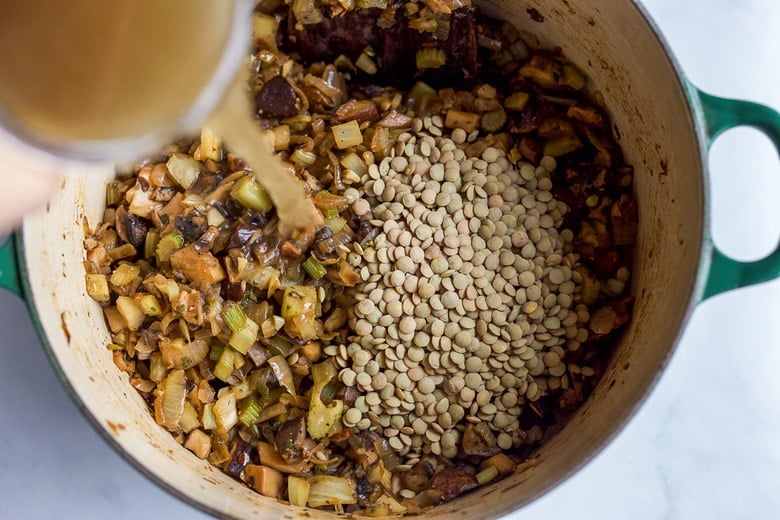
0,0,779,518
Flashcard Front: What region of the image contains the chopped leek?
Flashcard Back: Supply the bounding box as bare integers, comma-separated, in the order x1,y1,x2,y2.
288,476,311,508
149,352,167,383
214,346,236,381
306,359,344,440
303,256,326,281
214,390,238,433
230,174,273,213
166,153,201,189
331,120,363,150
282,285,319,341
323,208,339,220
107,243,136,260
144,228,160,259
206,207,226,228
222,303,248,333
267,355,296,395
229,318,259,354
307,476,357,508
158,369,186,432
323,216,347,234
180,400,201,433
291,148,317,167
209,342,225,362
85,274,110,302
238,396,262,426
156,232,184,263
339,152,368,177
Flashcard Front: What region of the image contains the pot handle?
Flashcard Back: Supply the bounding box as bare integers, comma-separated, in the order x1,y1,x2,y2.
0,234,23,298
696,89,780,300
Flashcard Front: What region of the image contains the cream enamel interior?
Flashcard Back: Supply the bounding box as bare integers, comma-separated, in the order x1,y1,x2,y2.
19,1,705,518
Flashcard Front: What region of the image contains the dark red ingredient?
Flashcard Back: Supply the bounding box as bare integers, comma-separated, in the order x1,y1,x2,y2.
255,75,299,118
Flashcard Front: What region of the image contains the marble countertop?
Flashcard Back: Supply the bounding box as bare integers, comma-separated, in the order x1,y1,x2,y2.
1,1,779,518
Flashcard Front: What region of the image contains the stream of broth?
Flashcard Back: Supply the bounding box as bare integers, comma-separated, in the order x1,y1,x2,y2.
0,0,314,230
207,78,318,232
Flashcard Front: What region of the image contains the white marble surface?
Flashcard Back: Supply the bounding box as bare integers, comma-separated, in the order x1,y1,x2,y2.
1,1,780,518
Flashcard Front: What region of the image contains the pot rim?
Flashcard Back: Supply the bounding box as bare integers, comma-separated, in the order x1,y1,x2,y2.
14,1,713,517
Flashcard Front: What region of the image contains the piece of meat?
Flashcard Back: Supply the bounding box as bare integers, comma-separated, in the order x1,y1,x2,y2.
430,465,479,502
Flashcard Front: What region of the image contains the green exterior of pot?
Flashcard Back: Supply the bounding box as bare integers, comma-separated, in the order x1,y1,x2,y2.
694,91,780,300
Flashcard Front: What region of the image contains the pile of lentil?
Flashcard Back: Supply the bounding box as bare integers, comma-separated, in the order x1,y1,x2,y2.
338,126,585,462
83,0,636,514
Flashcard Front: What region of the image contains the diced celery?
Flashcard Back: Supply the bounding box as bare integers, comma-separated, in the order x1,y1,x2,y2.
331,120,363,149
85,274,110,302
303,256,326,281
416,48,447,69
116,296,145,331
138,294,162,316
222,303,248,333
202,403,217,431
230,174,273,213
288,476,311,508
476,465,499,485
156,232,184,263
105,180,122,207
229,318,259,354
110,263,140,287
238,396,262,426
214,390,238,433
